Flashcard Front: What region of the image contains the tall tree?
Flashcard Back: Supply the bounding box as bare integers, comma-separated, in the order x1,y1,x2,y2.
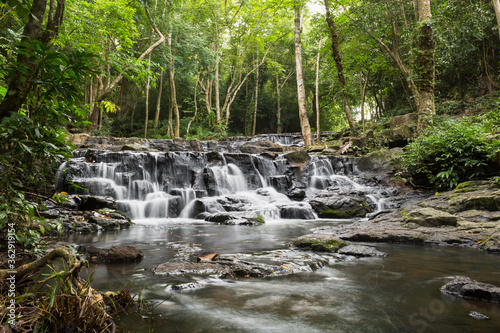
294,3,313,146
315,38,323,143
323,0,356,132
416,0,435,132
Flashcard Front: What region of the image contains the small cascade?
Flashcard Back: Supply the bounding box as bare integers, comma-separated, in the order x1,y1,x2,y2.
60,144,395,223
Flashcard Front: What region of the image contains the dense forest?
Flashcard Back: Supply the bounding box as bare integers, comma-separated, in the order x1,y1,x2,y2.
2,0,499,139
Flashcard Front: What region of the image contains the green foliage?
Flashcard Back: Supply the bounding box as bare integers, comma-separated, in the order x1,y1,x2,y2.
401,118,500,190
0,40,95,251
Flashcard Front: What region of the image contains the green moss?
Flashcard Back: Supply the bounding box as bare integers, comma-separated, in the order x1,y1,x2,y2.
254,214,265,224
292,237,348,252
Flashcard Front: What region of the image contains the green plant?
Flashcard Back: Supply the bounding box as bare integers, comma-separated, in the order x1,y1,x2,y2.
0,40,95,251
401,118,500,189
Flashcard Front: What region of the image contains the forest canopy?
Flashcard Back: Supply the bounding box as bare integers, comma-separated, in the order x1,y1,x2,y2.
1,0,499,140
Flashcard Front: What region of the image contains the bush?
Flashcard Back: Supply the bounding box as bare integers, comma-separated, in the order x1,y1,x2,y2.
401,118,500,189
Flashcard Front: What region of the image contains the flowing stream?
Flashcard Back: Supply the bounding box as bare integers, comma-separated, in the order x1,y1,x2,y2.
60,145,500,332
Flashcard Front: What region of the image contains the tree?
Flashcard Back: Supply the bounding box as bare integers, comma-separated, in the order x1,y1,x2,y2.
323,0,356,131
294,3,313,146
415,0,435,132
0,0,65,120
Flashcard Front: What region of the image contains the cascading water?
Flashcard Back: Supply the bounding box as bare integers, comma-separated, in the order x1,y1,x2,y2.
60,148,391,223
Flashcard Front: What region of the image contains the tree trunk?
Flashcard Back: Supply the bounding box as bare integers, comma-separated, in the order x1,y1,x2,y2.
154,68,164,129
315,39,323,143
492,0,500,38
323,0,356,132
359,70,370,130
276,73,282,134
144,55,151,138
214,41,221,124
294,5,313,146
416,0,435,132
187,76,199,136
252,60,259,136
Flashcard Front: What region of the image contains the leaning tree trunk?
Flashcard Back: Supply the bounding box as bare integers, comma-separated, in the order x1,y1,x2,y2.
324,0,356,132
294,5,313,146
416,0,435,132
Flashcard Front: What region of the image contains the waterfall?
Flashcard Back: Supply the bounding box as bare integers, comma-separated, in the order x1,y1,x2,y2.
61,146,391,222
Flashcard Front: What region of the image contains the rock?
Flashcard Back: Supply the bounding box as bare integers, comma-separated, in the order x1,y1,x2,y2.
337,244,387,257
121,143,155,152
68,133,90,146
278,204,315,219
291,234,347,252
388,113,417,129
73,195,118,211
308,191,375,218
205,212,265,225
440,276,500,303
106,245,144,263
79,245,143,263
239,140,284,154
402,207,458,227
356,148,403,175
153,262,225,276
284,149,310,165
469,311,489,320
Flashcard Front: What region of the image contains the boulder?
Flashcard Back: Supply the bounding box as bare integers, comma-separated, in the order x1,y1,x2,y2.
106,245,144,263
402,207,458,227
356,148,403,174
291,234,347,252
79,245,143,263
73,195,118,211
337,244,387,258
388,113,417,129
308,191,375,218
440,276,500,303
284,149,310,165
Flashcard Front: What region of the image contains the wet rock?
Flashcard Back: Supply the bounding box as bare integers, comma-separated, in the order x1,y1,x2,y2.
106,245,144,263
402,207,458,227
337,244,387,258
87,210,133,230
73,195,118,211
308,191,375,218
122,143,155,152
278,204,315,219
79,245,144,263
440,276,500,303
469,311,489,320
153,262,225,276
291,234,348,252
205,212,265,225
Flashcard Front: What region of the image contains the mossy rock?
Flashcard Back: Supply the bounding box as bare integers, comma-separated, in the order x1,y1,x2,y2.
402,207,458,227
284,149,310,164
291,234,348,252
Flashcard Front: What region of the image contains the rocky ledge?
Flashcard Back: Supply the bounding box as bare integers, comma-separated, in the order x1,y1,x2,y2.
39,195,133,234
311,180,500,253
